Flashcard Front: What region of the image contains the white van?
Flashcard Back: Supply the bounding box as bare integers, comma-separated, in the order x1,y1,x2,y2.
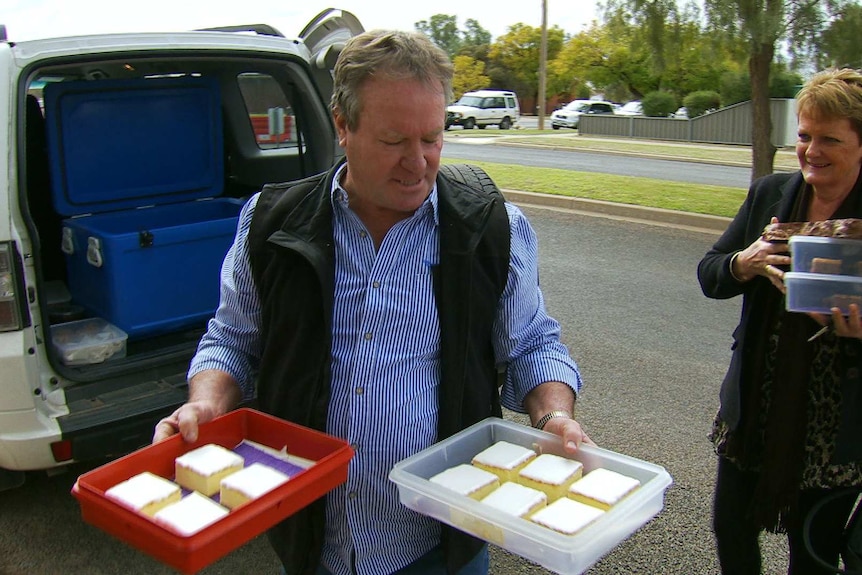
446,90,520,130
0,10,364,490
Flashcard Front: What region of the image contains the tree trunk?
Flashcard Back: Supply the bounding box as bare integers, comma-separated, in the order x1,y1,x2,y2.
749,41,776,182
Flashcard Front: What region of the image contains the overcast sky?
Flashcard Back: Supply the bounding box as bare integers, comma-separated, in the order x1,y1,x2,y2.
4,0,599,42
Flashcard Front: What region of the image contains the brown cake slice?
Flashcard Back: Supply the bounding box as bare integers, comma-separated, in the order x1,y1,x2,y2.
762,221,806,242
810,257,843,274
762,218,862,242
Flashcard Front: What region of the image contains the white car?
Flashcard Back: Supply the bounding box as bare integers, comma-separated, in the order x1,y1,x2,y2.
550,100,615,130
616,101,644,116
0,10,364,490
446,90,520,130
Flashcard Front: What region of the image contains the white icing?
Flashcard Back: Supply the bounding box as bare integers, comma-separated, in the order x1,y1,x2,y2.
220,462,289,498
569,468,640,505
154,492,229,536
471,441,536,470
175,444,244,475
105,471,179,510
519,454,583,485
530,497,604,534
480,481,546,516
429,464,498,495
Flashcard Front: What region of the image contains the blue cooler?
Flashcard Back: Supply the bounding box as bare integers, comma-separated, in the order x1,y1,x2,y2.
44,77,241,339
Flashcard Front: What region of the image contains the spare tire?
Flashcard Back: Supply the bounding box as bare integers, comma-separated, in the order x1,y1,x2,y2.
438,164,504,200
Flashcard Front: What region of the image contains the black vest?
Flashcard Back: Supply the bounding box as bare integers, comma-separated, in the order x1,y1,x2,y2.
248,160,511,574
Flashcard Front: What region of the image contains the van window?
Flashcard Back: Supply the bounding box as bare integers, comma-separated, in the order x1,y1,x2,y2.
457,95,483,107
238,73,299,149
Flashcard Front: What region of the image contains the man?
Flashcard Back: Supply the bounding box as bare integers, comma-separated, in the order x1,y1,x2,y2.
154,29,586,575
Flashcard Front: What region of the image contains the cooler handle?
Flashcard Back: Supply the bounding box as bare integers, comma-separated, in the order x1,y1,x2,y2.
86,237,104,268
61,227,75,255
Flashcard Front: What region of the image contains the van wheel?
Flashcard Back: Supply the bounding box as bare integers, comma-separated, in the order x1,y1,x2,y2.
477,124,486,130
552,124,560,130
500,117,511,130
463,118,475,130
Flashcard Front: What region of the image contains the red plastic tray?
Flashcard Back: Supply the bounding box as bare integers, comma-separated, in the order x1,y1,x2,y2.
71,408,353,574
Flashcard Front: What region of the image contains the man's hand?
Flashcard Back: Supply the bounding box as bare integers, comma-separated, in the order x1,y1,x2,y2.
542,416,596,454
152,369,242,444
153,400,221,443
524,381,592,454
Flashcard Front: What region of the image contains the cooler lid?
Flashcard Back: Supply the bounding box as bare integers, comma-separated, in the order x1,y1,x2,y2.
44,76,224,217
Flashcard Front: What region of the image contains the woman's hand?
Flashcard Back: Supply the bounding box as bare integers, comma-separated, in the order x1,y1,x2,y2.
830,304,862,339
732,217,791,292
807,304,862,340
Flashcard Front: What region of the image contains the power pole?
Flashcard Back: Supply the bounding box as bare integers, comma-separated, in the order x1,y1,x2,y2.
538,0,548,130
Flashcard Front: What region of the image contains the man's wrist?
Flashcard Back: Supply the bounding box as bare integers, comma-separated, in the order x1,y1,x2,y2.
533,410,572,430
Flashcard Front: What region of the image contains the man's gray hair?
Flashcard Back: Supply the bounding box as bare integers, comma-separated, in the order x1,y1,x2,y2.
331,29,454,130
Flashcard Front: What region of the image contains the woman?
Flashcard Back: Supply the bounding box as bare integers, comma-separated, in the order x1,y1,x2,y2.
698,67,862,574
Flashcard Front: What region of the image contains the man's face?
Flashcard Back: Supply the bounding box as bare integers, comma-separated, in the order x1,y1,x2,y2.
334,75,446,222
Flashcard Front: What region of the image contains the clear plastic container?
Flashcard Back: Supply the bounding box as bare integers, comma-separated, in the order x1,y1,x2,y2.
789,236,862,276
790,235,862,275
389,417,673,575
785,271,862,314
50,317,127,365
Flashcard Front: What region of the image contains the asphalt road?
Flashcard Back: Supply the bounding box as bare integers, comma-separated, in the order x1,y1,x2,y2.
0,205,792,575
442,140,751,189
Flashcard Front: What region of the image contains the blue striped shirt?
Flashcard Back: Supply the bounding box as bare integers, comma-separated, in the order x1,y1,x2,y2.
189,165,581,575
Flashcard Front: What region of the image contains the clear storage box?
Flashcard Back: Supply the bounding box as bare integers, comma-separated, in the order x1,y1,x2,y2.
389,417,673,575
790,235,862,275
50,317,127,365
785,271,862,314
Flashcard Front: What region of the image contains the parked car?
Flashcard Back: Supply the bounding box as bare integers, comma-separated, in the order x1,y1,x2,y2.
616,101,644,116
550,100,615,130
445,90,520,130
0,10,368,490
672,107,688,119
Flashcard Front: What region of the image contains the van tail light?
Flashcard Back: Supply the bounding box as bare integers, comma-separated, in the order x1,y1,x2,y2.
0,242,26,332
50,440,73,462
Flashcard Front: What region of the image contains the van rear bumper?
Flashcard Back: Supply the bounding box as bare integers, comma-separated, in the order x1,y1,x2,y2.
0,375,188,472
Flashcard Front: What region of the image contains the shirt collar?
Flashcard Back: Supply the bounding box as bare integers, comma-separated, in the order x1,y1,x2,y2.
329,163,439,225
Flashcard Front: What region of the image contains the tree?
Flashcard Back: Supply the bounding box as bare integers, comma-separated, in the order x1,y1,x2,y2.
642,90,678,116
462,19,492,47
683,90,722,117
488,24,565,100
451,55,490,99
720,64,804,105
819,2,862,69
552,14,657,102
415,14,462,58
595,1,740,103
703,0,832,181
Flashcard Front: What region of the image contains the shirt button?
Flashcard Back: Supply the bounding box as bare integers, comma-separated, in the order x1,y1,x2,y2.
355,387,364,395
349,491,358,500
364,332,372,341
350,443,359,451
372,281,380,288
359,231,367,239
